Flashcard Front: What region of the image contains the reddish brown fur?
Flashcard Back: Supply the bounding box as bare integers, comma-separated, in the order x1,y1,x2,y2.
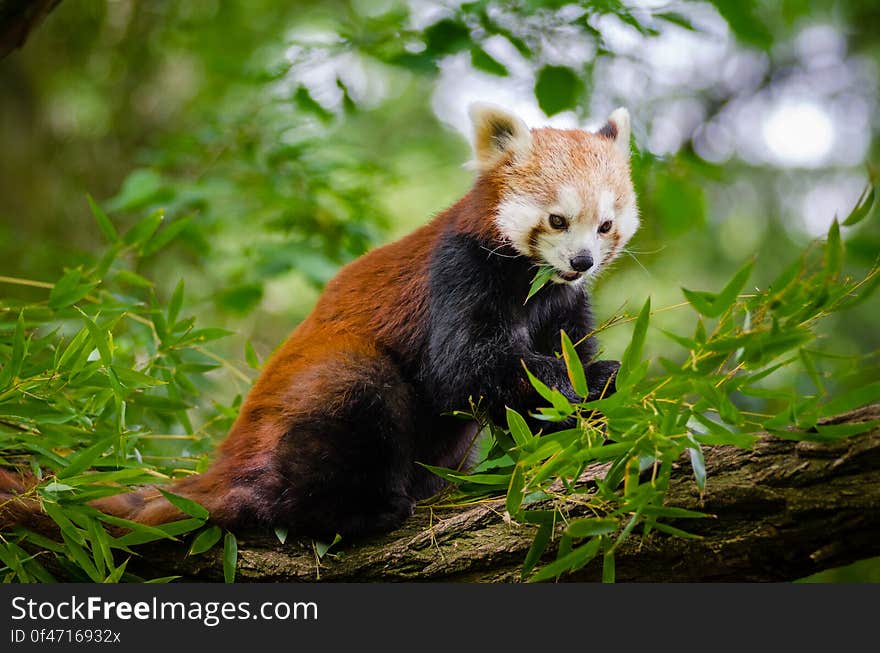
1,108,634,538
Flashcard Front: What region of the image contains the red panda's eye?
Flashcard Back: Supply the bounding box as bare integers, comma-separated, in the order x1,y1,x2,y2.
548,214,568,230
598,220,613,234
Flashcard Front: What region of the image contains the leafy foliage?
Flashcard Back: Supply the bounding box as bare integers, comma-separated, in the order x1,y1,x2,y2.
427,193,879,582
0,204,243,582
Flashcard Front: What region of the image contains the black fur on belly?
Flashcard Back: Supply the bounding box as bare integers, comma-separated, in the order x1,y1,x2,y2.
423,230,615,423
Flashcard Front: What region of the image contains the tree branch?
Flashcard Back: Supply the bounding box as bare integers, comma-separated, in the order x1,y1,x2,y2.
137,405,880,582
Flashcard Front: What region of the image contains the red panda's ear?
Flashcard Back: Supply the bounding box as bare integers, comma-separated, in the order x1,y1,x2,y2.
597,107,631,160
468,103,531,171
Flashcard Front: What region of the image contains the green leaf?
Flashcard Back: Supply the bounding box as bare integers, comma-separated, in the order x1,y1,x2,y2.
49,267,96,309
315,533,342,559
560,330,588,397
130,394,190,411
522,362,555,404
75,308,113,366
535,65,584,116
824,219,842,280
0,311,26,388
565,517,618,539
245,341,260,368
180,327,235,344
688,442,706,492
114,270,154,288
842,182,875,226
688,414,756,448
188,525,223,556
618,297,650,389
42,482,75,493
799,348,825,395
709,0,772,48
96,512,178,544
43,501,85,545
419,463,512,487
109,168,167,212
820,381,880,417
168,279,185,326
58,434,116,479
506,407,533,448
656,11,698,30
0,542,27,580
112,518,203,546
470,46,508,76
652,522,702,539
56,325,90,372
522,519,553,580
87,194,119,243
157,489,209,520
103,559,129,583
223,531,238,583
86,517,114,576
682,259,752,318
123,208,164,248
506,464,525,516
142,215,193,256
715,258,754,314
640,506,709,519
525,265,555,303
681,288,716,316
424,19,469,56
529,537,601,582
144,575,182,584
62,533,103,582
274,527,288,544
293,86,333,122
812,419,880,441
602,548,615,584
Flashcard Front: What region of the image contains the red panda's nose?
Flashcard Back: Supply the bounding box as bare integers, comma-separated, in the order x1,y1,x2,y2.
570,252,594,272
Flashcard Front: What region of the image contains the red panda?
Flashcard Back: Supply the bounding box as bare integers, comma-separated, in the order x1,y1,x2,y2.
1,105,638,539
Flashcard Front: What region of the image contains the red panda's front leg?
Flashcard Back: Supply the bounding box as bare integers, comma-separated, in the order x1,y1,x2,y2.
425,233,589,421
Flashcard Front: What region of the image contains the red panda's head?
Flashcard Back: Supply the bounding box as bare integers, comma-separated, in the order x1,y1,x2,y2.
469,104,638,285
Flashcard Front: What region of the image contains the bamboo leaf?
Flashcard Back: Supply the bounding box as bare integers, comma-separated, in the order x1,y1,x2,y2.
525,265,555,303
123,208,164,248
87,194,119,243
602,548,615,584
522,519,553,580
618,297,650,389
506,464,525,516
506,407,533,448
565,517,618,539
58,434,116,479
157,489,210,520
223,532,238,583
188,525,223,556
560,330,588,397
529,537,601,583
842,182,875,226
168,279,185,326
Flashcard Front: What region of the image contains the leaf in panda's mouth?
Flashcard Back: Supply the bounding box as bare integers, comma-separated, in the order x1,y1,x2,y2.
525,264,556,304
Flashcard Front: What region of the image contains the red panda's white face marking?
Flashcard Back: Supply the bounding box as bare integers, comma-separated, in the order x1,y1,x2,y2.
470,105,639,285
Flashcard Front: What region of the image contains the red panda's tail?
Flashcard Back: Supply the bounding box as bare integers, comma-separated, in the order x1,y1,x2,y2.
0,467,230,534
0,468,52,533
89,471,230,526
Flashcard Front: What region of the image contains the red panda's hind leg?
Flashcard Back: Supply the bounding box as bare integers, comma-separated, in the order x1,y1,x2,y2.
265,349,419,539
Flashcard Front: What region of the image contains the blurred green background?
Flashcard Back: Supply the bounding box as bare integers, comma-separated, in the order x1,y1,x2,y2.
0,0,877,579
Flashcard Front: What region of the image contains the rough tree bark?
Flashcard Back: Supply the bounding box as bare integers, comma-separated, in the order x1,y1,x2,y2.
136,405,880,582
